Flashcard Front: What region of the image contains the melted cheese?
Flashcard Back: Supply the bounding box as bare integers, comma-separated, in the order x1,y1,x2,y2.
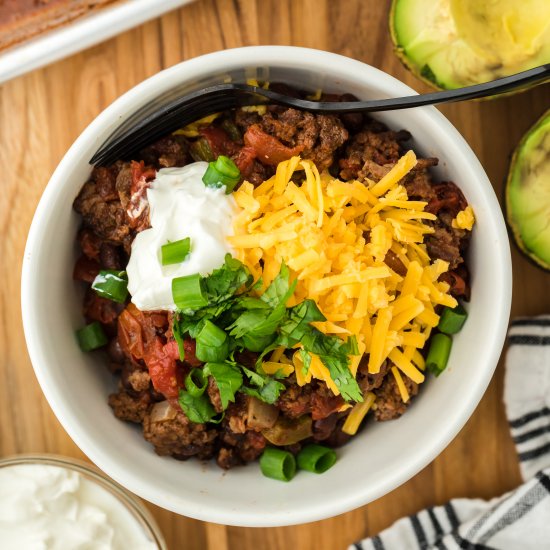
230,152,471,402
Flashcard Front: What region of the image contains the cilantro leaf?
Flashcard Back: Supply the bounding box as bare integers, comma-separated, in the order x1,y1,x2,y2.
299,326,363,402
204,362,243,410
178,390,216,423
203,254,252,301
260,262,296,307
228,303,287,338
241,365,266,387
241,366,285,404
241,380,285,404
278,299,326,347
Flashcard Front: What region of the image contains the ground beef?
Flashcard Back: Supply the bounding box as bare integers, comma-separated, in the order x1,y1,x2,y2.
257,108,348,171
277,378,312,418
217,429,266,469
73,172,130,245
93,165,120,202
99,242,123,270
373,373,419,421
73,255,100,283
356,359,391,394
224,395,249,434
78,228,101,260
109,389,151,423
425,225,463,270
207,376,223,414
143,410,217,460
123,368,151,393
339,119,409,180
139,135,189,169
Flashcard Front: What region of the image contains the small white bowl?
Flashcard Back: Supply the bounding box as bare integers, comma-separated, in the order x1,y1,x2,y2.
21,46,512,527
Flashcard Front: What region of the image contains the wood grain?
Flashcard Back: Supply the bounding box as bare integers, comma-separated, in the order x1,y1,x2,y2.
0,0,548,548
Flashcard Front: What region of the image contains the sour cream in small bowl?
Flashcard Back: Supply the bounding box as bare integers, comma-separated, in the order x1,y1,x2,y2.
0,455,166,550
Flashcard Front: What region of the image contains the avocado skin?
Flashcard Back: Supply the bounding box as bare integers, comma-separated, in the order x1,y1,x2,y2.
388,0,444,91
505,109,550,271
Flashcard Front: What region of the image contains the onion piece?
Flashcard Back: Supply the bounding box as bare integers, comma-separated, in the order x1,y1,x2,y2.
150,400,178,423
262,415,312,446
247,397,279,430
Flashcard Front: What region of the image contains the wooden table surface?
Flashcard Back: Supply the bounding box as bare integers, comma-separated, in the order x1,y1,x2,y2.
1,1,549,548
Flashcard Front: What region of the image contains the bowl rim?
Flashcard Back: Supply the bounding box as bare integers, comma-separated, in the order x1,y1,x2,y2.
21,45,512,526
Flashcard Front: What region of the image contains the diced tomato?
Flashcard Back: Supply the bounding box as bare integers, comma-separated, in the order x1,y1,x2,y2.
243,124,304,166
232,145,257,177
144,338,184,399
199,126,239,157
118,306,146,360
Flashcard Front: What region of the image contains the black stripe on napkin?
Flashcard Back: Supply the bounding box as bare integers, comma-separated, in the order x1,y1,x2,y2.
508,334,550,346
510,318,550,327
513,423,550,444
475,475,548,545
409,515,428,549
536,471,550,494
371,536,385,550
427,507,444,538
509,407,550,429
518,441,550,462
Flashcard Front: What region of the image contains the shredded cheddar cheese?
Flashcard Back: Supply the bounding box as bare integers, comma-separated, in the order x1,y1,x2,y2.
342,392,377,435
234,152,472,406
452,205,475,230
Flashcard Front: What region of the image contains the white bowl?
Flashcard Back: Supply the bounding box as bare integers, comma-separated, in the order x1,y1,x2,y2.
21,46,512,527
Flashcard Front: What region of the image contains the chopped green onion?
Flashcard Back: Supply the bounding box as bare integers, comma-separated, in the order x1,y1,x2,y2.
185,369,207,397
426,333,453,376
161,238,191,266
297,444,337,474
172,274,208,311
196,320,227,347
259,448,296,482
202,155,241,193
76,322,108,352
91,270,128,303
438,304,468,335
209,411,225,424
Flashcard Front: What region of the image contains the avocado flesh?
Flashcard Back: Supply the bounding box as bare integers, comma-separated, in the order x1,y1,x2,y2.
391,0,550,89
507,111,550,268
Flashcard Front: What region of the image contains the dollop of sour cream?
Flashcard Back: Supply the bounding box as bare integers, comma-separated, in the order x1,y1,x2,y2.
0,464,157,550
127,162,237,311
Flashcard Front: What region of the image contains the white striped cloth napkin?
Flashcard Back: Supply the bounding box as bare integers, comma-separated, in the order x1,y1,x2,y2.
351,316,550,550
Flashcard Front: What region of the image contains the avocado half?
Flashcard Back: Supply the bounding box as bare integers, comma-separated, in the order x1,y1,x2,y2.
506,109,550,270
390,0,550,90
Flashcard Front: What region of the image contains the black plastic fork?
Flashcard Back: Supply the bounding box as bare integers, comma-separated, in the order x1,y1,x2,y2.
91,64,550,166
